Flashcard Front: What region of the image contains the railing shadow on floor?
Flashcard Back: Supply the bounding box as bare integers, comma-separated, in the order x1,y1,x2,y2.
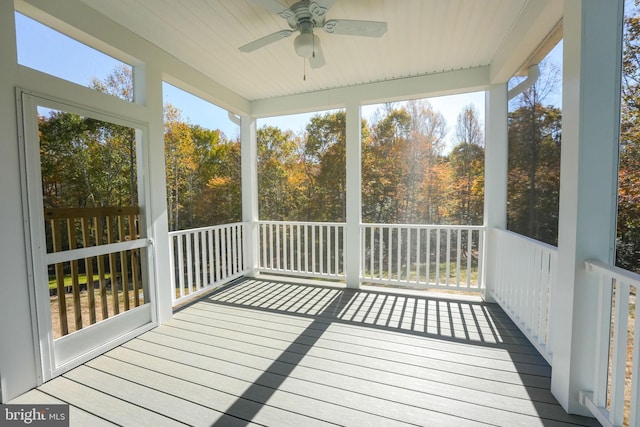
174,277,596,427
186,277,531,349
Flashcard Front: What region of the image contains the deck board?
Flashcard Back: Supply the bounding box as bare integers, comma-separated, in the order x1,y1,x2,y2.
11,277,600,426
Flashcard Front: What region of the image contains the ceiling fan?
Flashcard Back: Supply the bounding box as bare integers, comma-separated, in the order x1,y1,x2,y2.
239,0,388,69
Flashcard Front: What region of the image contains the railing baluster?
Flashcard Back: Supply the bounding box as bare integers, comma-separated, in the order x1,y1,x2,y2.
207,229,214,284
106,216,120,315
406,228,411,282
81,217,97,322
52,218,68,336
296,224,302,273
268,223,274,270
66,217,83,330
215,228,222,281
593,273,612,408
169,235,176,304
466,229,472,288
334,225,339,276
194,231,201,291
201,229,208,285
284,223,288,271
304,225,309,273
610,281,629,426
95,217,108,319
396,227,401,282
185,233,193,295
326,225,331,275
231,225,237,275
129,214,141,307
367,226,372,279
456,229,461,288
426,228,431,286
319,225,324,275
260,224,266,270
435,228,441,286
289,223,294,272
222,226,229,279
445,228,451,286
311,226,316,274
386,227,391,281
117,217,130,311
416,228,421,284
223,227,229,278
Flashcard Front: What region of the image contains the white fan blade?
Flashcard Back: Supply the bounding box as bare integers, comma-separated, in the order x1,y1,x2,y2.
239,30,293,52
249,0,295,20
309,42,326,69
323,19,387,37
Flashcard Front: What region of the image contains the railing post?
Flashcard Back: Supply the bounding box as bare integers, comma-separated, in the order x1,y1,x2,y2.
483,83,508,302
345,101,362,288
241,114,259,277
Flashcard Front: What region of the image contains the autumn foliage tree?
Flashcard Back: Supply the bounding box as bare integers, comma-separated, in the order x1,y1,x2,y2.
164,105,241,231
618,12,640,271
507,61,562,246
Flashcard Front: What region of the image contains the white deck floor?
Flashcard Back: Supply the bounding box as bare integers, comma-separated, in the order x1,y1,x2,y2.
11,277,600,426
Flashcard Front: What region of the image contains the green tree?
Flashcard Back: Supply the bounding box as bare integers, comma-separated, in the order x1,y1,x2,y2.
507,61,562,245
362,101,447,224
191,125,242,226
39,110,137,209
445,105,484,224
164,104,196,230
257,125,300,220
304,111,347,221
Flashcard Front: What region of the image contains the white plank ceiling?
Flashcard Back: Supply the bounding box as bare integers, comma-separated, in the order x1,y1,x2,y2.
77,0,553,102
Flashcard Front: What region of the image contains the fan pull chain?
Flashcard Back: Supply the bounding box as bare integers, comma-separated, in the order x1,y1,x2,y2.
303,58,306,81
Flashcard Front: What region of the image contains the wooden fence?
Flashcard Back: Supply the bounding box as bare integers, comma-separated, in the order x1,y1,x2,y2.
44,206,144,338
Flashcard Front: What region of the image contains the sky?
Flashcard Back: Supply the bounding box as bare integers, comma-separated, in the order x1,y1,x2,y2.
15,10,562,152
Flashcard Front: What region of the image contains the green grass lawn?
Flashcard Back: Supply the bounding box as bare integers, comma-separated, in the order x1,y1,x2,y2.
48,273,112,290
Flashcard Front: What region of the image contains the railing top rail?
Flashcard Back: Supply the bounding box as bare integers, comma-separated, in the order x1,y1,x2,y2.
257,220,346,227
362,223,485,230
168,222,246,237
493,227,558,253
44,206,139,219
585,259,640,288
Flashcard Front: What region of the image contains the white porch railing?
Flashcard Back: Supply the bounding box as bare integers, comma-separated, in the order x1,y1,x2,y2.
492,228,555,363
169,222,248,306
581,260,640,427
361,224,484,292
258,221,346,279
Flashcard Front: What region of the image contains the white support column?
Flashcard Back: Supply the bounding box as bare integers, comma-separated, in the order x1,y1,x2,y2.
551,0,623,414
345,101,362,288
483,84,508,301
0,1,39,402
143,62,173,324
241,115,259,277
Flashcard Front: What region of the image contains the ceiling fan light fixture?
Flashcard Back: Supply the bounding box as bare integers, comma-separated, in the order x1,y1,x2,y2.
294,31,318,58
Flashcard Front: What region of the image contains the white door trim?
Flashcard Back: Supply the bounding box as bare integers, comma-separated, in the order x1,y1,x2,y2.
16,87,158,383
